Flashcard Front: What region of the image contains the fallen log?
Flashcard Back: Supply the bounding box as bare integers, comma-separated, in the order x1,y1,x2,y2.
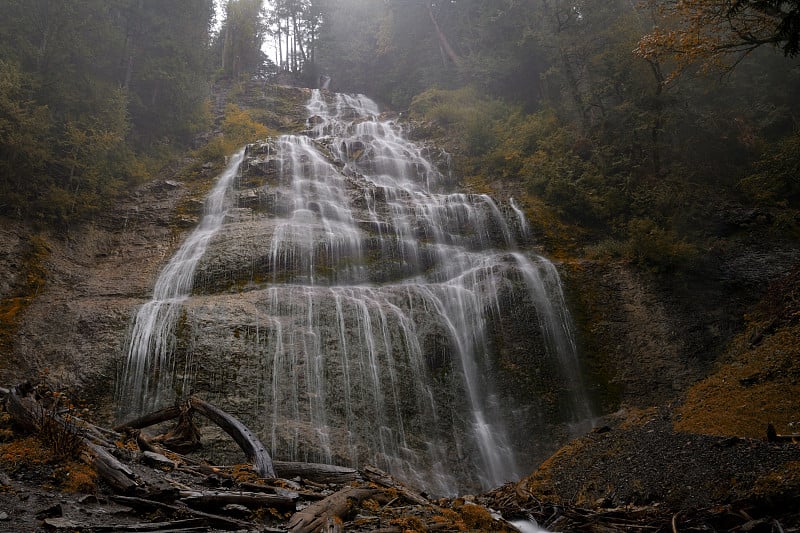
239,481,326,501
115,397,276,479
110,495,254,531
81,441,139,493
180,489,297,510
286,486,382,533
113,405,183,432
44,517,209,532
188,396,275,478
273,461,361,485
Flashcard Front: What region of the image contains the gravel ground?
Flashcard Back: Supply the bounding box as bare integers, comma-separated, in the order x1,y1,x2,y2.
488,406,800,531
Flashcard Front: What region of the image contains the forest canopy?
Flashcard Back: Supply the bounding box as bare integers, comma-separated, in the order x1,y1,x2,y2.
1,0,799,269
0,0,216,223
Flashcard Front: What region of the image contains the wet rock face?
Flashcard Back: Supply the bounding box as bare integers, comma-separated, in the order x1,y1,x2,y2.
171,276,575,495
194,139,513,292
11,85,793,502
0,175,208,409
118,91,593,497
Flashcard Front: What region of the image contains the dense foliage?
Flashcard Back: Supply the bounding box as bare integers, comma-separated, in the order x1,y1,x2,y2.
0,0,216,224
305,0,800,272
2,0,798,270
0,0,272,226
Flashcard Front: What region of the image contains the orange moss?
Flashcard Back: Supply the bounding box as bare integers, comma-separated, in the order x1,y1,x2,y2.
521,437,588,502
115,438,140,453
230,463,262,484
0,413,13,442
361,498,382,512
0,234,49,358
675,326,800,438
389,515,428,532
0,427,98,493
56,461,97,493
0,297,27,323
0,436,51,468
752,461,800,500
0,297,30,355
458,502,494,530
432,509,462,524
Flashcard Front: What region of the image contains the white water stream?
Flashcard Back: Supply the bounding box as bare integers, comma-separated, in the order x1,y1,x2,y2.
119,149,245,412
118,90,592,495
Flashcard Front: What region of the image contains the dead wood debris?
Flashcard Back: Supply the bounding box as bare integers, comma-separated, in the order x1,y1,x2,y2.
6,383,796,532
484,481,800,533
0,383,519,532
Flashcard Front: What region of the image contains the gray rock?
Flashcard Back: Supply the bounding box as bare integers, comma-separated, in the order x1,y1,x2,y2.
222,503,250,516
43,517,78,529
142,451,176,470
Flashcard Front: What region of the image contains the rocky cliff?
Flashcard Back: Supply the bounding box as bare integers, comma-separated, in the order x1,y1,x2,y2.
1,83,798,506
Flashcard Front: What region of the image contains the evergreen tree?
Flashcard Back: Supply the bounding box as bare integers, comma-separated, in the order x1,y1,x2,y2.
218,0,268,79
0,0,216,223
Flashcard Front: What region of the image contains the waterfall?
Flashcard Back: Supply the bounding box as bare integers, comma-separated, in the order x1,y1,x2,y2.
118,89,593,496
117,149,246,414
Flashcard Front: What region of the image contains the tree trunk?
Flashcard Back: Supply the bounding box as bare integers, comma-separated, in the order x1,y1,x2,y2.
292,13,307,64
428,4,461,65
646,58,665,175
180,490,296,510
287,486,381,533
114,405,183,432
114,397,275,479
81,442,139,493
188,397,275,479
273,461,360,485
111,495,255,530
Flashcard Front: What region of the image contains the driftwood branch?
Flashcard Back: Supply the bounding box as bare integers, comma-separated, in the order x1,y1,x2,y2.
180,489,297,510
273,461,360,485
110,495,254,531
115,396,275,479
188,396,275,478
287,485,382,533
81,441,139,493
43,517,208,531
113,405,183,432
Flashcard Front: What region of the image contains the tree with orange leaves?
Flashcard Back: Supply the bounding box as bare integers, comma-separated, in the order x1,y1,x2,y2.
636,0,800,79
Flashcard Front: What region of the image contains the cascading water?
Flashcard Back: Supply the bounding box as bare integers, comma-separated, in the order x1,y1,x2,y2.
118,89,593,496
118,149,245,414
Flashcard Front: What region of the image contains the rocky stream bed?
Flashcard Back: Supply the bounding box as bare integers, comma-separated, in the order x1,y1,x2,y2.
1,382,798,533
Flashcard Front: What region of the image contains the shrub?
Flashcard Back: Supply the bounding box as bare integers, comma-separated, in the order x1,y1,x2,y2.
738,132,800,206
409,86,511,156
222,104,273,147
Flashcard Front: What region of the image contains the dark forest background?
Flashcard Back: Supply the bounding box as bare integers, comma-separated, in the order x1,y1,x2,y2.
1,0,799,274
